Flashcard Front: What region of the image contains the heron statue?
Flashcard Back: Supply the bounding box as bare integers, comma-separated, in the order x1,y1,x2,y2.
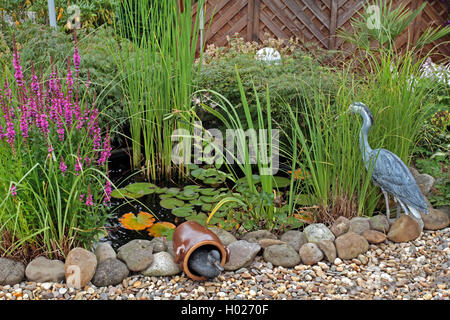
188,248,224,279
348,102,429,229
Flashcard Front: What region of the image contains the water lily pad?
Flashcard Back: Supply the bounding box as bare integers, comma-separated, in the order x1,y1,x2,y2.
186,213,208,225
159,193,174,199
237,175,261,185
166,187,181,195
199,188,220,196
199,195,217,203
201,203,214,212
155,187,168,194
176,189,199,200
111,188,143,199
171,207,194,217
203,177,223,186
190,168,205,179
183,185,202,192
160,198,185,209
273,176,291,188
147,222,176,238
189,199,204,206
124,182,157,195
119,212,155,230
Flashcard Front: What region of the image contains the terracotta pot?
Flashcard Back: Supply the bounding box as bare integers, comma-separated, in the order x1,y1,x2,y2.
173,220,230,281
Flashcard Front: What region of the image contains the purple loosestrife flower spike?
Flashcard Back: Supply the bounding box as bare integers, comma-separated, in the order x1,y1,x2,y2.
104,179,112,203
86,187,94,206
59,157,67,175
10,184,17,197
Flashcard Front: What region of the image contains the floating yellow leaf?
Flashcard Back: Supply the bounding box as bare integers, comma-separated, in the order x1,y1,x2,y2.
147,222,176,238
119,212,155,230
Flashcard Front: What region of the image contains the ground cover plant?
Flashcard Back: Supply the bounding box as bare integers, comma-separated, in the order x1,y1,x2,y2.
0,35,111,262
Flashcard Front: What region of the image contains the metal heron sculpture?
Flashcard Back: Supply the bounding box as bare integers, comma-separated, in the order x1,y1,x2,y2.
188,248,224,279
348,102,428,228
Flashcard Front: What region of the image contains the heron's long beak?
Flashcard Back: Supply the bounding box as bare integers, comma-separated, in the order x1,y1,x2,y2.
213,260,224,271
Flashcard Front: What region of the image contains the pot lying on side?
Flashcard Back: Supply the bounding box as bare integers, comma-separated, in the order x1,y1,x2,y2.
173,221,230,281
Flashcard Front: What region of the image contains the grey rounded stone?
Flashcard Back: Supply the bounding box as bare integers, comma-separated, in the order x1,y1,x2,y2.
304,223,335,243
0,258,25,285
149,238,168,253
117,239,154,272
141,252,182,276
92,258,129,287
316,240,337,262
414,173,434,195
280,230,307,251
241,230,277,243
224,240,261,271
369,215,390,233
330,216,350,237
299,243,323,265
94,242,116,263
209,227,238,246
25,256,65,283
263,244,301,267
349,217,371,235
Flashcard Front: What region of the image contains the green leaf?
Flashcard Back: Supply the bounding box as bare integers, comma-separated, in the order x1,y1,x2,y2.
160,198,185,209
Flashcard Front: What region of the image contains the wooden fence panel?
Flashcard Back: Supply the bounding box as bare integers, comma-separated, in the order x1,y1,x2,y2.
193,0,449,57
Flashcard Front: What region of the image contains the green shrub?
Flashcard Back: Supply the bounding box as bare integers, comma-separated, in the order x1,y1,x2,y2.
195,37,338,130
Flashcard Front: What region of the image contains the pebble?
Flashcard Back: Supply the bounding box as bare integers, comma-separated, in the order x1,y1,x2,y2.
0,228,448,300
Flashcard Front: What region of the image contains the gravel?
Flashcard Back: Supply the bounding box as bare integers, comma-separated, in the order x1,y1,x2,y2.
1,228,448,300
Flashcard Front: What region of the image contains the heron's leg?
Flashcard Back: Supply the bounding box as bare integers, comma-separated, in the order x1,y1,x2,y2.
394,198,402,219
382,190,393,223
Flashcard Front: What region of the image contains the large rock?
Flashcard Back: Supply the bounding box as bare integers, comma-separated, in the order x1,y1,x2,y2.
209,227,237,246
241,230,277,243
361,230,386,244
65,247,97,289
303,223,335,243
349,217,371,235
299,243,323,265
92,258,129,287
280,230,307,251
414,173,434,195
94,243,116,263
316,240,337,263
369,215,390,233
263,244,301,267
148,238,168,253
422,208,450,231
25,256,65,283
224,240,261,271
258,239,286,249
329,216,350,237
335,232,369,260
117,239,154,272
0,258,25,285
142,252,182,277
387,215,421,243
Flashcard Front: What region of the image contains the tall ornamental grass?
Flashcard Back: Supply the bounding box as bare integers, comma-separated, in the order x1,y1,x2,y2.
113,0,204,181
0,38,111,261
281,50,437,221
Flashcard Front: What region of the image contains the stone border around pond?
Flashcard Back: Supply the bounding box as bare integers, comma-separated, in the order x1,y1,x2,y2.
1,207,448,292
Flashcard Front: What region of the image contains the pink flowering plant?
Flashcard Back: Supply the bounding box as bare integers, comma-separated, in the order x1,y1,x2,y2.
0,35,112,260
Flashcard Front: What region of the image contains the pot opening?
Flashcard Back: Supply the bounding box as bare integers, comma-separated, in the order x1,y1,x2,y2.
187,244,223,277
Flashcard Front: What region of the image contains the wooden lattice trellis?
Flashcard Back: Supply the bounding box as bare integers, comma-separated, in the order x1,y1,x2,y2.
193,0,449,58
